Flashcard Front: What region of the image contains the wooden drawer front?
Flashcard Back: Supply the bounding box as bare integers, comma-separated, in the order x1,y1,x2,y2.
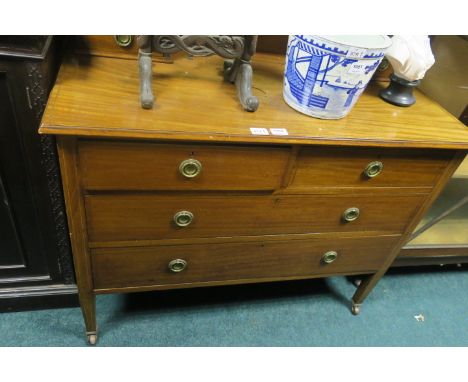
290,147,452,189
91,235,401,289
85,194,425,242
79,141,290,191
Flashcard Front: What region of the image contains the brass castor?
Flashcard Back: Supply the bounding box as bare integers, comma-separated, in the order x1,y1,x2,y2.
351,302,361,315
87,333,97,345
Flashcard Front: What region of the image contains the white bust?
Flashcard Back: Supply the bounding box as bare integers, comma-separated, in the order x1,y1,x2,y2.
385,35,435,82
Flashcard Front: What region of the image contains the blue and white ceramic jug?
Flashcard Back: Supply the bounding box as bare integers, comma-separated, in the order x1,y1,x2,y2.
283,35,392,119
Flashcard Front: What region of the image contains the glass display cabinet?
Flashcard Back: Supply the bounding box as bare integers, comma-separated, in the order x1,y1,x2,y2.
395,155,468,266
394,35,467,267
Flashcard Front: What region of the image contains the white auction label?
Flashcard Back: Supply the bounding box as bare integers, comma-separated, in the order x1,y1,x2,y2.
346,47,367,59
250,127,269,135
347,62,366,74
270,128,289,136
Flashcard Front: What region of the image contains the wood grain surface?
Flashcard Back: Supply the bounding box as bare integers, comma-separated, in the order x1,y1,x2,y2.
91,234,401,290
56,137,96,333
72,35,139,60
79,139,290,191
44,50,468,333
40,54,468,150
290,146,453,189
85,193,425,242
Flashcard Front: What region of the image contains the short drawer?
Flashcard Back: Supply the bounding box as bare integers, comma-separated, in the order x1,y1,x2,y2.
85,194,425,242
79,140,290,191
289,147,452,190
91,234,401,290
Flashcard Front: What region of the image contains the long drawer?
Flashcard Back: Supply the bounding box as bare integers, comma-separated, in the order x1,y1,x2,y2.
79,140,290,191
290,147,452,189
85,194,425,242
91,234,401,290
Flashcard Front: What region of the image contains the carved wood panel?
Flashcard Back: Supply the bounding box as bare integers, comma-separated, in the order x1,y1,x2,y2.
0,37,76,307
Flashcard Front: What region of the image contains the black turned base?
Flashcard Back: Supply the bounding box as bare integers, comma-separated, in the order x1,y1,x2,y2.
379,74,421,107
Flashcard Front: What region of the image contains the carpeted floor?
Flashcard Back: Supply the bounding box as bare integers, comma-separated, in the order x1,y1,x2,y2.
0,266,467,346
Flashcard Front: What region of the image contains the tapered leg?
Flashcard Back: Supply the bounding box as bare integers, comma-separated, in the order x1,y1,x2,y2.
79,291,97,345
350,271,384,315
57,137,99,345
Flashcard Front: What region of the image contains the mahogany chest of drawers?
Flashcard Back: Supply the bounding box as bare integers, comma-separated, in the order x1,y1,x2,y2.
40,53,468,344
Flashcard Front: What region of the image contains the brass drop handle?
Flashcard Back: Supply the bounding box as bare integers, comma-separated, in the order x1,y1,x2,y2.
168,259,187,273
364,161,383,178
322,251,338,264
179,159,202,178
174,210,194,227
342,207,360,222
114,35,133,47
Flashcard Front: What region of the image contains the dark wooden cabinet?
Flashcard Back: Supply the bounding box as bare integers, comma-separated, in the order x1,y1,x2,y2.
0,36,78,311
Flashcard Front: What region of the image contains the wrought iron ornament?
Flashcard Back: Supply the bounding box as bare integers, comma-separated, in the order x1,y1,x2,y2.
137,35,259,112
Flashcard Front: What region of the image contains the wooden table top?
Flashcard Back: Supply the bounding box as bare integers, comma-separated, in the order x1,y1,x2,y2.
40,53,468,150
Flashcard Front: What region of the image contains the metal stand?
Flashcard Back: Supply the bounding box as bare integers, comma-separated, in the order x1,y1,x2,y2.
137,35,259,112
